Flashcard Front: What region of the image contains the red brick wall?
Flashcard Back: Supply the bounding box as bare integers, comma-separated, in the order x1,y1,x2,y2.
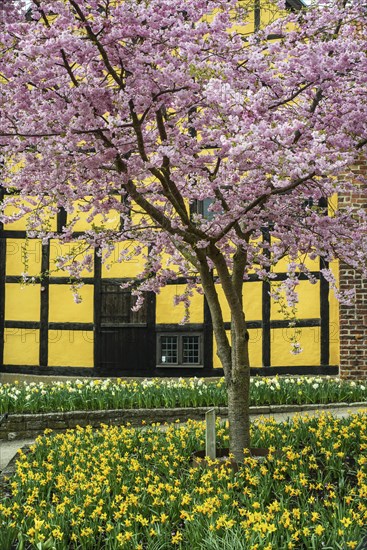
339,160,367,379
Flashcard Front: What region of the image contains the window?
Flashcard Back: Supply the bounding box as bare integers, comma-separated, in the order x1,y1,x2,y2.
101,283,147,325
157,333,202,367
190,199,215,221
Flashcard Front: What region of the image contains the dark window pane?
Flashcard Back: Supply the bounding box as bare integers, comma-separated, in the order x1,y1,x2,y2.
191,198,215,221
202,198,215,221
101,283,147,324
182,335,200,364
160,336,178,364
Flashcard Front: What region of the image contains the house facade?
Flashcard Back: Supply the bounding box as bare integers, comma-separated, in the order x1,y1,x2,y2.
1,0,365,379
0,198,340,377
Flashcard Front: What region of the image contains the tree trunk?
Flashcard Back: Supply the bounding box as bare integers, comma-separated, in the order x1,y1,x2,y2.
227,370,250,462
198,250,251,462
227,330,251,463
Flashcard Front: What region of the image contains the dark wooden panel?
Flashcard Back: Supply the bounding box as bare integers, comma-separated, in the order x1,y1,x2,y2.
203,296,214,369
98,327,155,374
96,283,155,375
320,261,330,366
93,250,102,371
39,244,50,367
262,229,271,367
57,207,67,233
156,323,204,332
254,0,261,32
5,321,39,329
101,283,147,324
48,322,94,331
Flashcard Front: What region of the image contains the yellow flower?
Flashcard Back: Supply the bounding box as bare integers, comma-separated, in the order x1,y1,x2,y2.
171,531,183,545
117,531,133,543
314,525,325,536
34,518,44,531
181,494,191,506
51,528,63,541
160,513,169,524
341,517,353,528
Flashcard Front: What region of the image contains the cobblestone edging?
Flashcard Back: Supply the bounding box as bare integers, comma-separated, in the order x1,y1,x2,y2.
1,402,367,441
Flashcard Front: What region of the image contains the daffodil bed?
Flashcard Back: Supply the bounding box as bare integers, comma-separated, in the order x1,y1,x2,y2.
1,413,367,550
1,376,367,415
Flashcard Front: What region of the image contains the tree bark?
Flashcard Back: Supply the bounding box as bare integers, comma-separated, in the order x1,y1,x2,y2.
200,248,251,462
227,354,250,462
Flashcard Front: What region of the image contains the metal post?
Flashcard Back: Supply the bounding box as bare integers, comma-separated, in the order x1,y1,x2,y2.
205,408,216,459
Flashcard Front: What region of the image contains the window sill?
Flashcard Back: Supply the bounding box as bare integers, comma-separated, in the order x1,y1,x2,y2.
156,364,204,368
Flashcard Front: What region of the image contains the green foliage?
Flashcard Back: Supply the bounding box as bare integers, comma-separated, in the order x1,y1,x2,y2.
0,376,366,415
1,413,367,549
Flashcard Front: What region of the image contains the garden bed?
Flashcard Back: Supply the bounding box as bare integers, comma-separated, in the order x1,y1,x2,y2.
1,402,367,441
1,376,367,415
1,413,367,549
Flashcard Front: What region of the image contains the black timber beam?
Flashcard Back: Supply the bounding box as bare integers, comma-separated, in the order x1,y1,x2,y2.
39,244,50,367
0,187,5,369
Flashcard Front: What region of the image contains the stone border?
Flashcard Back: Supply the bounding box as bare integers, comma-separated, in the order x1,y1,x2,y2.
1,401,366,441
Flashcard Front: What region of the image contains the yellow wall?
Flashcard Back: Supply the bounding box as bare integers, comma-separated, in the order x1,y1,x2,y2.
260,0,287,27
271,327,321,367
5,284,40,321
3,200,57,232
272,254,320,274
49,285,93,323
270,280,320,320
6,239,42,276
156,285,204,324
48,330,93,367
67,199,120,233
213,328,263,368
101,242,147,278
4,328,40,365
49,239,94,277
329,260,340,365
216,282,262,323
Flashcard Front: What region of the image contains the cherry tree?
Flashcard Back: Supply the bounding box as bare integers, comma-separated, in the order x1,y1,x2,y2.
1,0,367,460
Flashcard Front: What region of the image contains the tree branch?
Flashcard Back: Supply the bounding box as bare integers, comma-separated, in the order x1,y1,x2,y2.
216,171,316,241
60,49,79,88
32,0,51,28
67,0,125,90
270,81,314,110
357,138,367,150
